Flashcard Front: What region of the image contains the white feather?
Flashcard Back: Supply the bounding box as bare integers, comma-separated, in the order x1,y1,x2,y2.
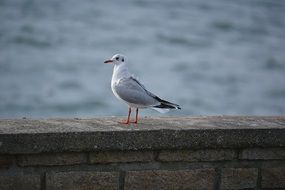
152,107,169,113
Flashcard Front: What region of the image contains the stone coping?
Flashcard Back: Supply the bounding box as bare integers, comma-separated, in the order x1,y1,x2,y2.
0,116,284,154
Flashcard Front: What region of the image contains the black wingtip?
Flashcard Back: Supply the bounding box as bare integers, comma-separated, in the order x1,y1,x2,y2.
154,103,181,110
175,105,181,110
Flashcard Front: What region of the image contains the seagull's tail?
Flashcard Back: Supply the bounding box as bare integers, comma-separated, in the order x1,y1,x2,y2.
152,107,170,114
152,98,181,113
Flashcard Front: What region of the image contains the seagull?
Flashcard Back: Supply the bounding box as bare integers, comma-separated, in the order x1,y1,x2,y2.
104,54,181,124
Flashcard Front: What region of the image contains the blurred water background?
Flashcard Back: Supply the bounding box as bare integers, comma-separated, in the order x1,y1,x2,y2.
0,0,285,118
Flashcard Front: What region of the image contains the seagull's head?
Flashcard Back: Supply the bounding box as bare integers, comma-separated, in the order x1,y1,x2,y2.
104,54,126,65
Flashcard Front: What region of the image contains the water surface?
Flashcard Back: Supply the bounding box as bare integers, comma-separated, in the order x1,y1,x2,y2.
0,0,285,118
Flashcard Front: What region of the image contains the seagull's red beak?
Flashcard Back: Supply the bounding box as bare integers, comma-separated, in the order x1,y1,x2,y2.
104,59,113,64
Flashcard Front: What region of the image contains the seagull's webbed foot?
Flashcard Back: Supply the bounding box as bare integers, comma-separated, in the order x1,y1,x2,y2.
119,120,130,125
119,107,132,125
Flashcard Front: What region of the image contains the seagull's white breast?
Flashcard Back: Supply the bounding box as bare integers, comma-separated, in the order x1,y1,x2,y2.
111,63,131,104
111,79,121,101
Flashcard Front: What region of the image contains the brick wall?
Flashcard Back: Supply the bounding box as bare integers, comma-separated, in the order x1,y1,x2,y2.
0,116,285,190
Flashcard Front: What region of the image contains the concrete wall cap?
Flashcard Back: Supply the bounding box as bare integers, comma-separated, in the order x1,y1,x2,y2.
0,116,284,154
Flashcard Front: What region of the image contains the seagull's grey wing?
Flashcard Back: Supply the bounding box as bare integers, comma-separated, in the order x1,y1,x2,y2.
114,77,158,106
130,77,157,98
131,77,181,109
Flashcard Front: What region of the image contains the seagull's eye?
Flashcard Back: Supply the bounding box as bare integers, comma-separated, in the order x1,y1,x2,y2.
116,57,119,61
122,58,124,62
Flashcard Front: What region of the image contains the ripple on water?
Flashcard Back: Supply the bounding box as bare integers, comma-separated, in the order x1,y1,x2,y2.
263,57,285,71
267,89,285,99
50,100,107,112
172,62,190,72
156,34,210,48
58,80,82,90
11,35,51,48
212,21,235,32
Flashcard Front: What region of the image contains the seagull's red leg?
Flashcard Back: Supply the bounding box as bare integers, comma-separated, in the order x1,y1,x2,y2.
135,108,139,123
131,108,139,124
119,107,131,124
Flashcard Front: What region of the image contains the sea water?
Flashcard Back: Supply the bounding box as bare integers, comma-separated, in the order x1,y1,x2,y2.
0,0,285,118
